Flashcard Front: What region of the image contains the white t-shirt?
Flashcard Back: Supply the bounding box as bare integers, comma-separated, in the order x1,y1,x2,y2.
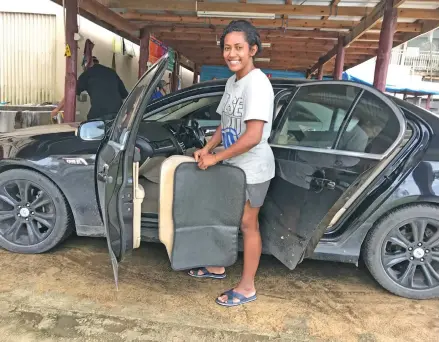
216,69,275,184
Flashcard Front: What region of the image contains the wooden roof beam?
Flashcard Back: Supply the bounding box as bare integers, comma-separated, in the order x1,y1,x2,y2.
72,0,138,35
111,1,439,20
310,0,401,74
51,0,139,42
123,13,421,32
146,26,340,39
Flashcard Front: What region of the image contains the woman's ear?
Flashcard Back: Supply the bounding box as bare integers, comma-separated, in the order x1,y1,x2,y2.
250,44,258,57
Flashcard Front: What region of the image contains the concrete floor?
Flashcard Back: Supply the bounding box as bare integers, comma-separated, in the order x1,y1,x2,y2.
0,235,438,342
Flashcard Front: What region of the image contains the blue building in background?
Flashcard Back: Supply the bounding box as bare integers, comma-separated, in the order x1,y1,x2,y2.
200,65,306,81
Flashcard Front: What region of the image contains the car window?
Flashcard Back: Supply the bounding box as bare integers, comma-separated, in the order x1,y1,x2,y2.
272,84,360,149
337,91,401,154
145,96,222,123
111,61,161,145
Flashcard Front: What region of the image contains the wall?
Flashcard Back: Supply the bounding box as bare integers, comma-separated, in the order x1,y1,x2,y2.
180,66,194,89
74,15,140,120
0,0,141,121
0,12,56,104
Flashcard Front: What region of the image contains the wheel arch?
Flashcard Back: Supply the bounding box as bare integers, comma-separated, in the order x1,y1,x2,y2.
313,196,439,265
0,162,77,231
359,197,439,257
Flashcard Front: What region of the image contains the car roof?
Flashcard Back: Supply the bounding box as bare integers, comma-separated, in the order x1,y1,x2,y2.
150,77,439,126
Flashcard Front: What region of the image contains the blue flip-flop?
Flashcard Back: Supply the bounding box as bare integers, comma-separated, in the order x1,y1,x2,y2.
187,267,226,279
215,289,257,307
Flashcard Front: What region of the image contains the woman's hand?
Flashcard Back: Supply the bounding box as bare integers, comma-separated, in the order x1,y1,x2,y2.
193,147,209,162
198,154,218,170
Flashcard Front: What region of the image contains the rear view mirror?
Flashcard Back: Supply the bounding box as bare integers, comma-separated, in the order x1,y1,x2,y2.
77,120,105,141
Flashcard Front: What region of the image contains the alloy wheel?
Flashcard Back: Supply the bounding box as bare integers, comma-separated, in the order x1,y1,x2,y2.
0,180,56,246
381,218,439,290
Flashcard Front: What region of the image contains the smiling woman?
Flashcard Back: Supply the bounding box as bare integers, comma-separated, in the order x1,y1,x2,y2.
187,20,277,307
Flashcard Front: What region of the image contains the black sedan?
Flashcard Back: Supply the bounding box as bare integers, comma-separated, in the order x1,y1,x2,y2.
0,56,438,300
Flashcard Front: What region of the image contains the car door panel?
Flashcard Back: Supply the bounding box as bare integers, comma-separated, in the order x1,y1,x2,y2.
261,81,406,270
96,56,169,287
159,156,246,271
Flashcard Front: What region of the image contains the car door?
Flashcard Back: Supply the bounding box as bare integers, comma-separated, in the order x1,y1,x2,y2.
95,55,169,287
260,81,406,269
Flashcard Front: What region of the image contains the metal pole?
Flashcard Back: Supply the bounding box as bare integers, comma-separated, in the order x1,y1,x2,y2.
429,31,434,82
373,0,397,92
193,64,199,84
333,36,345,80
172,52,180,92
317,65,324,80
426,94,432,110
64,0,78,123
138,28,150,79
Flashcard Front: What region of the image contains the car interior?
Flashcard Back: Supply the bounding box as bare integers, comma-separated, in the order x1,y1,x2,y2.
134,94,288,218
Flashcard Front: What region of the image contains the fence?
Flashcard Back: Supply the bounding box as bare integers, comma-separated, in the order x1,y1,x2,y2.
391,50,439,74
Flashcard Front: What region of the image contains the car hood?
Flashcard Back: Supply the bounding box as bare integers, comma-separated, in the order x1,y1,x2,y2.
0,123,79,139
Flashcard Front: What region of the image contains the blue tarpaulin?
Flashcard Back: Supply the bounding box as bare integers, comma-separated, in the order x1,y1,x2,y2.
342,71,439,95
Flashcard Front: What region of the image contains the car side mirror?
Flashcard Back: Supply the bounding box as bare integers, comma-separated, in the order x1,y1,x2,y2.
77,120,106,141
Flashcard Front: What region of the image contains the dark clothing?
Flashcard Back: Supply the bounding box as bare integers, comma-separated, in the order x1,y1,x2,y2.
76,64,128,120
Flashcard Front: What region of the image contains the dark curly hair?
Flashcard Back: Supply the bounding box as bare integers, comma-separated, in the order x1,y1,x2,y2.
219,20,262,56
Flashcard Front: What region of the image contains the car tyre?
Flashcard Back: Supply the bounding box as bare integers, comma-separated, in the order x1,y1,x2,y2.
0,169,73,253
363,204,439,299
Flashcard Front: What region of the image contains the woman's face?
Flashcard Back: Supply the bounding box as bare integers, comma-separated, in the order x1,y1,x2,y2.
223,31,257,74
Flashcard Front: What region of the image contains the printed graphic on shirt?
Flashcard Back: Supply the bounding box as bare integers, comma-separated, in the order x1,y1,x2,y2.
221,93,244,149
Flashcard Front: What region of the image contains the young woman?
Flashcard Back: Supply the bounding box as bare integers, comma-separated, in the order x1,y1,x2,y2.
189,20,275,307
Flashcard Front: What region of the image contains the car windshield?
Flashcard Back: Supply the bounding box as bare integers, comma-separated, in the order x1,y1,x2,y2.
145,96,222,122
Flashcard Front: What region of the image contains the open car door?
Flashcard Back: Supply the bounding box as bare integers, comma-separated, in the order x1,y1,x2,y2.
95,55,169,288
260,81,407,270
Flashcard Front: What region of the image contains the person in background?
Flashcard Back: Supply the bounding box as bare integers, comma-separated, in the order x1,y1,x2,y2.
151,80,167,100
51,56,128,121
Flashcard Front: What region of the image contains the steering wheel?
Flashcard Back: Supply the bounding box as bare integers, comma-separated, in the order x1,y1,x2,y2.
186,119,206,149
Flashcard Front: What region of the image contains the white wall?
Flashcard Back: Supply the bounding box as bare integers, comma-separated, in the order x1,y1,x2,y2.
180,66,195,89
0,0,140,120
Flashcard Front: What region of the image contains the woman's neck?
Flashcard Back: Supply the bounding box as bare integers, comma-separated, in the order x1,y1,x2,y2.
236,63,256,81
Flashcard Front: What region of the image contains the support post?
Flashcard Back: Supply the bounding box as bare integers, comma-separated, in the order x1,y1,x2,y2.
426,94,432,110
172,53,180,92
139,28,150,79
333,36,345,80
373,0,397,92
317,65,324,80
64,0,79,123
192,64,199,85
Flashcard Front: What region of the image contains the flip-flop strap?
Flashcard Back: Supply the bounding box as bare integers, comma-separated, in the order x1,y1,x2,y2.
190,267,207,276
229,291,248,303
221,290,252,304
198,267,209,276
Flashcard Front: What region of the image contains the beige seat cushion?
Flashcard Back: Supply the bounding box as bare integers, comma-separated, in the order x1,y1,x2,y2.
159,155,196,258
139,156,167,184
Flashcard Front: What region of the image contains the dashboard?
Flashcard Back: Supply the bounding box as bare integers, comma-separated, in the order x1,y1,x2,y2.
135,119,204,164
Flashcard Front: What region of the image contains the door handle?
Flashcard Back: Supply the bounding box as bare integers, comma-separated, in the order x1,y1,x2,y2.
307,176,336,191
97,171,113,184
313,178,335,190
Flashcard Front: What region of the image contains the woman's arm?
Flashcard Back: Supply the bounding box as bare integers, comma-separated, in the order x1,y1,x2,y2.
214,120,263,162
204,125,222,152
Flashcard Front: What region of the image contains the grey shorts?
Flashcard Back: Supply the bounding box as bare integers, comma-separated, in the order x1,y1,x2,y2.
246,180,271,208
